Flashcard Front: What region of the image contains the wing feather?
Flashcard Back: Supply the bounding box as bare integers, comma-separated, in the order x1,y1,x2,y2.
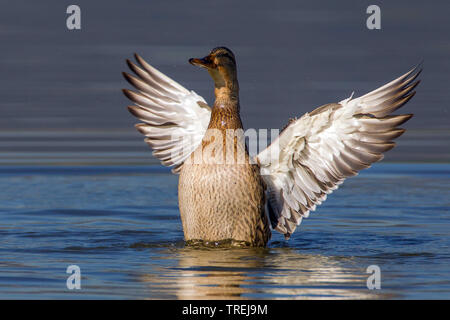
123,54,211,173
256,65,421,239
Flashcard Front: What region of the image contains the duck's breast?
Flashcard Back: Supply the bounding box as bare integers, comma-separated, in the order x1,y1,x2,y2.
178,153,270,246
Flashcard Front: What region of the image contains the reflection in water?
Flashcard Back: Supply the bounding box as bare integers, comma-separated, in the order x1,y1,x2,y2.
140,246,390,299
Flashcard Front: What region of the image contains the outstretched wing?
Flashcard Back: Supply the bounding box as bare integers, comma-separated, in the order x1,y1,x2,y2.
256,65,421,239
123,54,211,173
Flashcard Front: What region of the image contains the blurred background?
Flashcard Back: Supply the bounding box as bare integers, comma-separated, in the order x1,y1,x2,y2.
0,0,448,165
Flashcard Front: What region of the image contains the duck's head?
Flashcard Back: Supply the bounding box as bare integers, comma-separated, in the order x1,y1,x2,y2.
189,47,238,94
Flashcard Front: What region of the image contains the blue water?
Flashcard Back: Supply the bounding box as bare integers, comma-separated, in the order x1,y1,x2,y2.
0,163,449,299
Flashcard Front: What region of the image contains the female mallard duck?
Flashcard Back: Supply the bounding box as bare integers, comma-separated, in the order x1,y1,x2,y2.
122,47,421,247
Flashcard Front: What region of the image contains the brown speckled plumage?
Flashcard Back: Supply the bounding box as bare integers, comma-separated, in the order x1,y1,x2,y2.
179,160,270,247
179,47,271,246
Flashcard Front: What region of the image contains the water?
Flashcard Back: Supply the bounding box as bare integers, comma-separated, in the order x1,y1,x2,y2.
0,163,449,299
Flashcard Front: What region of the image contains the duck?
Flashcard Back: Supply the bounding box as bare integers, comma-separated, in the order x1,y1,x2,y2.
122,47,421,247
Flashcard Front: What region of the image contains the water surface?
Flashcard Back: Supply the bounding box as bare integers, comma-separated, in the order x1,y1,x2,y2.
0,163,449,299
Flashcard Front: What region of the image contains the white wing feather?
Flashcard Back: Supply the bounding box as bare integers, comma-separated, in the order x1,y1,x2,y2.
123,54,211,173
257,66,421,239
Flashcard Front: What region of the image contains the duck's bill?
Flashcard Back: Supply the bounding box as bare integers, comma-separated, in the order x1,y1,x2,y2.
189,56,214,69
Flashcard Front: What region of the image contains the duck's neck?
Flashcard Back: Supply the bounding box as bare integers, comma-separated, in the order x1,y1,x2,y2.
209,88,242,130
208,75,242,130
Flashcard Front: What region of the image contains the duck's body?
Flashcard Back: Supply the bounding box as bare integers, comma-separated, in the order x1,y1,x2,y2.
179,156,270,246
179,104,270,246
123,47,421,247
